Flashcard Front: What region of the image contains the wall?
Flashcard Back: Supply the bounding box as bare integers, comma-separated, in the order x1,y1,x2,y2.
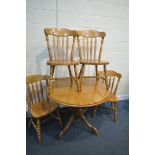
26,0,129,98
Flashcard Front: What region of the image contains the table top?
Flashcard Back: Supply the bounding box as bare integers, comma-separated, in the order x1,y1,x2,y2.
48,77,109,108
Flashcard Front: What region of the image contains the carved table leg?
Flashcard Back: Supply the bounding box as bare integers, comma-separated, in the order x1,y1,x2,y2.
56,108,63,126
58,114,76,139
79,109,99,136
93,106,98,118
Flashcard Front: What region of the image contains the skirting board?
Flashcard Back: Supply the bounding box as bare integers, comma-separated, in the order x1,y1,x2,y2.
117,94,129,101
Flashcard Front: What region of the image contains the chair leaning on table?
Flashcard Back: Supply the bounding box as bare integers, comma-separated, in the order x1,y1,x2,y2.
26,75,62,143
77,30,109,79
44,28,81,91
93,70,122,122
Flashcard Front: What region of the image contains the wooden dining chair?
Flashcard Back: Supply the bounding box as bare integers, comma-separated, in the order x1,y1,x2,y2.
93,70,122,122
77,30,109,79
44,28,80,91
26,75,62,143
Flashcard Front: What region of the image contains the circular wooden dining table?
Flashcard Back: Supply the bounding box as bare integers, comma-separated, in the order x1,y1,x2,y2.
48,77,109,139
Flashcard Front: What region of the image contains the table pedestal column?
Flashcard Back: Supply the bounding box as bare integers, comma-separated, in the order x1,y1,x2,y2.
58,108,99,139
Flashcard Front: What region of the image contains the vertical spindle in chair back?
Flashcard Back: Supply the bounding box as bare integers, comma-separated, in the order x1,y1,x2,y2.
104,70,122,95
44,28,77,61
26,75,49,106
77,30,106,61
44,28,80,91
77,30,109,79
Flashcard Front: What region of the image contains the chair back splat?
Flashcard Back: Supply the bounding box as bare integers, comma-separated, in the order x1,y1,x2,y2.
77,30,106,61
99,70,122,95
26,75,49,108
44,28,80,92
44,28,77,61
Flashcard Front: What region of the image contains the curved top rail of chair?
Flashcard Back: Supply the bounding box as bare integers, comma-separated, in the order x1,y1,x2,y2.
77,30,106,38
44,28,77,37
26,75,49,84
98,70,122,79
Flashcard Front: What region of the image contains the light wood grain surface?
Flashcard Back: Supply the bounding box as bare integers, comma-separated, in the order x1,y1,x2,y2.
48,77,109,107
26,74,63,143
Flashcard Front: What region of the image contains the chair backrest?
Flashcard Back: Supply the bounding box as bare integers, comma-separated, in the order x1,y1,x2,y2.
44,28,77,61
26,75,49,109
77,30,106,61
99,70,122,95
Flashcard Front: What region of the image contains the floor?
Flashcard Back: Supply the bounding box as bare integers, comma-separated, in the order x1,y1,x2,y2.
26,100,129,155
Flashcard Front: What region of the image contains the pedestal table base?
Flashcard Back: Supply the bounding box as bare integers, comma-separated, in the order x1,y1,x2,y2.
58,108,99,139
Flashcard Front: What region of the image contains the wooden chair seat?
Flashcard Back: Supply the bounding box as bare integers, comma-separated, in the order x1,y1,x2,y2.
80,59,109,65
47,59,79,65
30,101,58,118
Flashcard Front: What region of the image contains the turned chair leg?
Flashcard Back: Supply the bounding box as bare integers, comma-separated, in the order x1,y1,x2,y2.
78,64,85,91
49,65,55,88
36,119,41,144
50,65,55,78
93,106,98,118
56,108,63,126
78,65,83,79
81,64,85,77
74,65,81,92
114,102,118,123
103,64,108,90
95,65,99,81
68,65,73,86
112,102,118,123
78,64,85,78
